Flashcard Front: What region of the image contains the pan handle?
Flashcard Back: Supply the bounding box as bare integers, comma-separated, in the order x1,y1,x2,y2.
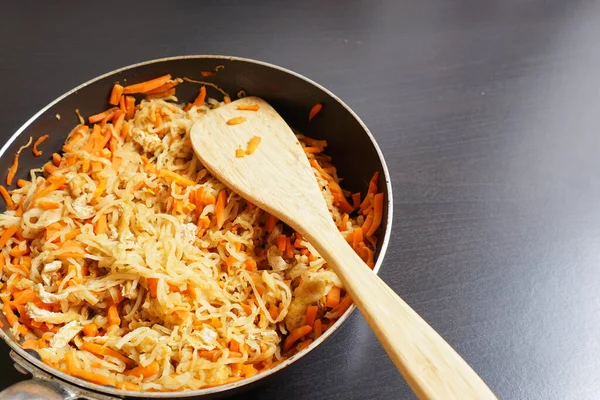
0,378,75,400
0,350,120,400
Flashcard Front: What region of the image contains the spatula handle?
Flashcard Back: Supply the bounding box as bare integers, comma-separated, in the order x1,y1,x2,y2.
309,228,497,400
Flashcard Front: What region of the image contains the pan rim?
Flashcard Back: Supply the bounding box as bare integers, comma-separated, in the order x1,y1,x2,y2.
0,54,394,398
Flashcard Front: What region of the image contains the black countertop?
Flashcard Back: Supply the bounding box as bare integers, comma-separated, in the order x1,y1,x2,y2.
2,1,600,399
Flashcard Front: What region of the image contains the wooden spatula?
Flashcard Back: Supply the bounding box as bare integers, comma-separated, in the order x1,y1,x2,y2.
190,96,497,400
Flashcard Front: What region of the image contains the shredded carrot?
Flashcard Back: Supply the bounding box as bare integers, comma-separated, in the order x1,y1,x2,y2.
201,71,217,77
0,186,14,209
157,169,196,187
32,135,49,156
107,303,120,326
108,83,124,105
303,146,323,154
300,137,328,147
81,342,134,367
51,153,62,167
215,190,227,229
123,96,136,120
265,214,277,233
16,179,29,188
235,147,245,158
244,258,257,271
305,305,318,327
313,319,323,338
124,361,160,378
147,278,159,298
326,286,341,308
6,154,19,186
308,103,323,121
0,225,18,248
245,136,261,155
193,86,207,107
227,116,246,126
366,193,384,236
88,108,117,124
352,228,364,248
2,302,18,327
37,201,60,210
237,104,260,111
13,289,35,305
145,79,181,95
352,193,361,209
71,368,116,387
121,120,130,139
276,235,286,252
94,214,107,235
284,325,312,350
330,296,353,318
82,323,98,337
122,74,171,94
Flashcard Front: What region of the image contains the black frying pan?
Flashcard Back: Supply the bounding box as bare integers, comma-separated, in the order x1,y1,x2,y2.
0,56,393,399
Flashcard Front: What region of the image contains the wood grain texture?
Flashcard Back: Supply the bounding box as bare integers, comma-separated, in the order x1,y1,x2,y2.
191,97,497,399
2,1,600,399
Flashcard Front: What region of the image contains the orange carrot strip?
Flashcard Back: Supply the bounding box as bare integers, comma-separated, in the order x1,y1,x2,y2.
284,325,312,350
276,235,286,252
313,319,323,338
81,342,134,367
305,305,318,327
227,116,247,126
352,228,363,248
308,103,323,121
82,323,98,337
32,135,49,156
200,71,216,77
16,179,29,188
265,214,277,233
108,84,124,105
94,214,107,235
113,112,125,139
236,104,260,111
366,193,384,237
367,172,379,195
245,136,261,155
192,86,207,107
326,286,341,308
125,96,136,120
124,361,159,378
235,148,245,158
71,368,116,387
0,186,14,209
284,237,294,259
147,278,159,298
330,295,353,317
158,169,196,187
13,289,36,305
352,193,361,209
121,120,130,139
244,258,257,271
52,153,62,166
6,154,19,186
145,80,181,95
122,74,172,94
300,137,328,147
88,108,117,124
215,190,227,229
0,225,18,248
37,201,60,210
2,302,18,327
107,304,120,326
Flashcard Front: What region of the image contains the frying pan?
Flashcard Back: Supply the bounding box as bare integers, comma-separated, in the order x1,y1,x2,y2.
0,56,393,399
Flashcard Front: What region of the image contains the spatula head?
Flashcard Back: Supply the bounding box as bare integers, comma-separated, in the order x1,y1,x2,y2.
190,96,331,233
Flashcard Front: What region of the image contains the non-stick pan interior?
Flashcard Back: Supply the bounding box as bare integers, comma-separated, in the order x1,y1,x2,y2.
0,56,392,398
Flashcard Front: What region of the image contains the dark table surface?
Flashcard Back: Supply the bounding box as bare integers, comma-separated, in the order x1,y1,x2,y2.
2,1,600,399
